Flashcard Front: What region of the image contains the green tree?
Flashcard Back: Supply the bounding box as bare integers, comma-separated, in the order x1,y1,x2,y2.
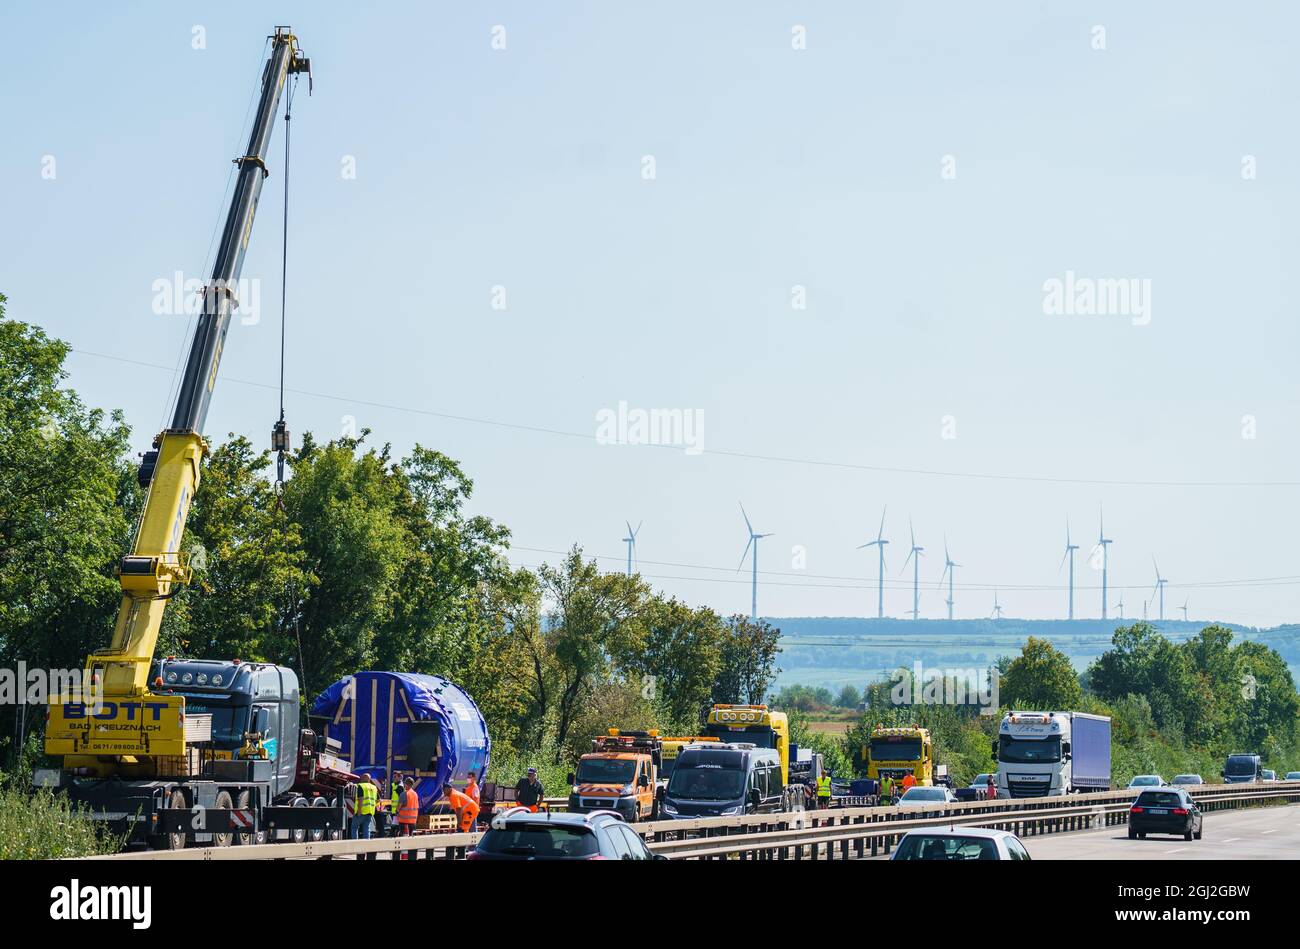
618,596,723,732
527,548,650,761
0,298,132,756
836,684,862,708
712,615,781,705
1000,636,1081,710
156,436,306,664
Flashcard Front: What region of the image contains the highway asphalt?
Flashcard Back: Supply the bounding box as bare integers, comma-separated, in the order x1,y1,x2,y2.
861,802,1299,859
1021,802,1300,859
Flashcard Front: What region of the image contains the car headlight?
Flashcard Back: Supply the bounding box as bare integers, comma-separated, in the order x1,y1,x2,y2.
662,802,678,815
721,806,742,816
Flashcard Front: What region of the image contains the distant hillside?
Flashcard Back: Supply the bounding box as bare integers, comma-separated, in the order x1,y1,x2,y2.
768,616,1300,690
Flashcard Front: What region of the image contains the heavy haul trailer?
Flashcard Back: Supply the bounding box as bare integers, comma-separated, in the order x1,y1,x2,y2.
36,28,322,850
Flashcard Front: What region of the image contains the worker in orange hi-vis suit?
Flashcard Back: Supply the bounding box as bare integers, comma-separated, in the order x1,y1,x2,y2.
902,773,916,791
445,784,480,833
465,772,481,807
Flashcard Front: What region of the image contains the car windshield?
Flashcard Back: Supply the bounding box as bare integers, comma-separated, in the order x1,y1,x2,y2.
666,765,746,800
576,759,637,785
1130,776,1161,786
1286,773,1300,780
899,788,946,801
895,835,998,860
1172,775,1201,784
871,739,922,761
997,736,1061,764
1225,756,1257,776
1136,791,1183,808
971,774,991,785
475,825,598,858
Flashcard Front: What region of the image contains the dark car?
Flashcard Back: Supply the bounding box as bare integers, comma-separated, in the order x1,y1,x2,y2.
467,809,664,861
1128,788,1203,841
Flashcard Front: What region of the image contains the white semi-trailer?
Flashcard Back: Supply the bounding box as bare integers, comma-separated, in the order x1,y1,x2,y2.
993,711,1111,798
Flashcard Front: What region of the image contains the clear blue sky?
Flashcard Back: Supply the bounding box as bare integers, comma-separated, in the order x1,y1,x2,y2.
3,1,1300,625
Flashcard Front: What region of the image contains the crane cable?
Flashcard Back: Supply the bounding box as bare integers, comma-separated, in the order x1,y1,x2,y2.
273,72,308,698
272,74,297,510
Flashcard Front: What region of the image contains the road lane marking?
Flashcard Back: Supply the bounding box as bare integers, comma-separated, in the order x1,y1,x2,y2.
1222,837,1242,842
1164,848,1186,854
1260,829,1275,834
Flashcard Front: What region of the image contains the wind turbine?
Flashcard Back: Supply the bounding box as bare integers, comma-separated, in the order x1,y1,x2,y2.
938,536,961,621
1179,597,1189,622
1059,519,1079,620
1114,591,1125,620
857,507,889,619
737,503,773,620
901,518,924,620
990,589,1003,620
1096,507,1113,620
622,520,641,576
1151,556,1167,622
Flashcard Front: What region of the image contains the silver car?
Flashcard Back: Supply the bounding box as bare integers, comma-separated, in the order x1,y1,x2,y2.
1128,774,1165,788
892,826,1031,860
1170,774,1203,786
895,786,957,809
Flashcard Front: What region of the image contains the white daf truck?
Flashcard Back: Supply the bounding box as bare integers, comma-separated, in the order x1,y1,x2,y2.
992,710,1111,798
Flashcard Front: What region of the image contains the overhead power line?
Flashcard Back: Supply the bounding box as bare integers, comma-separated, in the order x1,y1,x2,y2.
68,347,1300,489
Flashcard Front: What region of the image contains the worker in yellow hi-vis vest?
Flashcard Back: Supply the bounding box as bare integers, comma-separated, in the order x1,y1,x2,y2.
816,772,833,810
352,775,377,839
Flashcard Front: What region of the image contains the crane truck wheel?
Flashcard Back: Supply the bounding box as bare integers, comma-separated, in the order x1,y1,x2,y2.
234,790,267,846
211,791,234,847
148,789,188,851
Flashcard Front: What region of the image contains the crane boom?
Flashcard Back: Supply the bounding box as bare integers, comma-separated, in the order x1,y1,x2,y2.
46,28,310,774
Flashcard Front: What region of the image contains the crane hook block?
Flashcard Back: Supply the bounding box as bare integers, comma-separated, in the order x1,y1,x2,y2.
272,419,291,453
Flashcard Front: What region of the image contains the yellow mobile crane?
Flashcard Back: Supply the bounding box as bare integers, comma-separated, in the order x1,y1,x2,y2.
36,29,346,850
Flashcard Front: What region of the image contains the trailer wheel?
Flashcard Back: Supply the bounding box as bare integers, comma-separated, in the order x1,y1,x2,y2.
291,796,308,843
326,794,343,841
309,796,329,841
234,790,267,846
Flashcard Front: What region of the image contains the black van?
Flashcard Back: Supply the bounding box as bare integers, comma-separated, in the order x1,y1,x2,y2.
659,743,783,819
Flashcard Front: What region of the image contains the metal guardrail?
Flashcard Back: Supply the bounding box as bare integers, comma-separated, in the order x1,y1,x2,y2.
645,784,1300,860
77,781,1299,861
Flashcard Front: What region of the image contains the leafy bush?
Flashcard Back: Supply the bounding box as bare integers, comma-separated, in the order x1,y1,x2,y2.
0,786,124,859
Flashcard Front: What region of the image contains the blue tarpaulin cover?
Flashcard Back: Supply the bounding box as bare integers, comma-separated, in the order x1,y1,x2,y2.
311,671,490,809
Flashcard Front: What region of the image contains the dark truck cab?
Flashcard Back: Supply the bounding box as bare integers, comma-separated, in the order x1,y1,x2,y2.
38,659,350,850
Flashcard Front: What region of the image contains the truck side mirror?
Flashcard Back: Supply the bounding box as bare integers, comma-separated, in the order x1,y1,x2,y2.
566,772,575,785
638,774,649,788
990,739,998,758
